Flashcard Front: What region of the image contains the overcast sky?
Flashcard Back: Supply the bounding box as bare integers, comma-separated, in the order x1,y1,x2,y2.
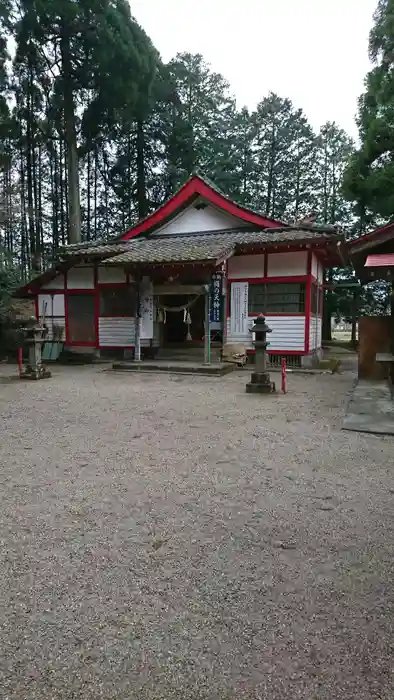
131,0,377,139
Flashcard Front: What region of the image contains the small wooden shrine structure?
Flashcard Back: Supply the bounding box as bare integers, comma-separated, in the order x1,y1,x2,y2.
349,221,394,381
16,174,346,367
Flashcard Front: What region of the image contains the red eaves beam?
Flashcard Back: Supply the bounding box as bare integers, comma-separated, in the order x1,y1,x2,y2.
349,220,394,248
120,175,285,240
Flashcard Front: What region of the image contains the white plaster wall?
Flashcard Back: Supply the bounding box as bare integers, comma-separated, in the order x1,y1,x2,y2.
227,315,305,351
153,201,244,236
311,254,318,279
67,265,95,289
38,293,65,317
97,266,127,284
42,273,65,290
267,251,307,277
227,254,265,279
37,293,65,341
317,261,324,284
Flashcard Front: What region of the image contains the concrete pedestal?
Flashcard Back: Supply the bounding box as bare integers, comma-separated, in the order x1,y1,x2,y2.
246,371,275,394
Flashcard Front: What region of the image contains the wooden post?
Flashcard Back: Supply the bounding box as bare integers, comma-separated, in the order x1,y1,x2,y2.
134,279,141,362
204,285,211,365
222,273,227,356
351,290,358,349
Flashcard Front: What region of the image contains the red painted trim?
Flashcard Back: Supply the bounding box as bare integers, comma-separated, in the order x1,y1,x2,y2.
349,220,394,247
37,289,64,294
230,275,309,284
35,296,39,320
305,251,312,354
120,175,284,240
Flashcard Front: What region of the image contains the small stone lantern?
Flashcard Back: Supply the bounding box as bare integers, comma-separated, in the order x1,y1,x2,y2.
20,318,51,380
246,315,275,394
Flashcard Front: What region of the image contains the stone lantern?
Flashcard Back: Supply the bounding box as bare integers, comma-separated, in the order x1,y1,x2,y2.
21,318,51,380
246,314,275,394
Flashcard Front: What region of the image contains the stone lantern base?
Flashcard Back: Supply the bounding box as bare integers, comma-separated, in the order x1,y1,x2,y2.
21,364,52,381
246,371,275,394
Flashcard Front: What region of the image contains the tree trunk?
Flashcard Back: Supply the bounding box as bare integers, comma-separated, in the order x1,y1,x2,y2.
87,150,91,241
136,119,148,220
60,31,81,243
94,147,98,237
25,89,40,272
19,121,28,277
265,123,276,216
59,137,66,246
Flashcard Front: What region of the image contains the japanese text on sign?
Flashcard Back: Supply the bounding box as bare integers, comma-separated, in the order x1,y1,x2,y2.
210,272,222,323
230,282,248,336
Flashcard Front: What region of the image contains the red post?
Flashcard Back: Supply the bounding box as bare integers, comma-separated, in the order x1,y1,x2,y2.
18,347,23,377
281,357,287,394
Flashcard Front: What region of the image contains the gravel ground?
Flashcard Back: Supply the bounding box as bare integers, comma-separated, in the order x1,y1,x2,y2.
1,366,394,699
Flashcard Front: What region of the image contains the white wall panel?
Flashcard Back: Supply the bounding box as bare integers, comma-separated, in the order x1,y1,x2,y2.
317,262,324,284
309,315,323,350
154,201,243,235
44,317,66,341
38,293,65,317
227,254,265,279
226,315,305,351
99,317,135,347
267,251,307,277
311,254,318,279
67,265,94,289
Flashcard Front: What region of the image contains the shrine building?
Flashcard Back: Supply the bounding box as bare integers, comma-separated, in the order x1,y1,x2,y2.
16,174,346,367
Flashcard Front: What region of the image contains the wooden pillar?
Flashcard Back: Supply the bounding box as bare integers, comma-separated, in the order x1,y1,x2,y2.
134,278,141,362
204,284,211,365
351,290,358,349
222,271,227,352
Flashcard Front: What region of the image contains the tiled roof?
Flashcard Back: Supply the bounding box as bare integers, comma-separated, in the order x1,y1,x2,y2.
99,227,342,265
59,242,132,258
103,234,235,265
